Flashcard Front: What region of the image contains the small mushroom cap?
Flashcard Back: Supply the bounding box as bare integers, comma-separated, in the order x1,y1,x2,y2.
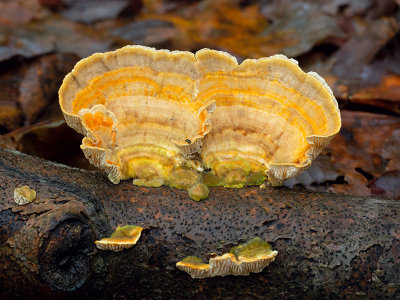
208,244,277,277
176,237,278,278
176,256,210,279
169,167,200,190
95,225,143,252
230,237,273,260
14,186,36,205
228,237,278,275
188,183,209,201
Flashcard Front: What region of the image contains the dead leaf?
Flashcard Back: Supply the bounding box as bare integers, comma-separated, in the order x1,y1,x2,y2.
0,53,78,132
138,0,292,58
0,102,23,134
0,16,122,62
19,53,78,124
332,16,399,79
60,0,131,24
284,155,340,188
261,2,345,57
330,171,371,197
0,120,95,170
327,111,400,198
382,129,400,171
370,171,400,200
0,0,48,25
350,74,400,113
112,19,178,47
321,0,374,16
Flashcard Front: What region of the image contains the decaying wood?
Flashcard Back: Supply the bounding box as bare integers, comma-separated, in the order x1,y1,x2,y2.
0,148,399,299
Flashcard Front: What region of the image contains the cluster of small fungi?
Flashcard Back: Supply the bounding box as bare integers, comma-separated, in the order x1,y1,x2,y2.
59,45,341,200
176,237,278,278
94,226,278,278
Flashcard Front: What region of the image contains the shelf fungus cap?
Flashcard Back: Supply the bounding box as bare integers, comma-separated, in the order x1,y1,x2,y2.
95,225,143,252
59,45,214,187
176,237,277,278
60,45,340,194
227,237,278,276
196,50,341,187
14,186,36,205
176,256,211,279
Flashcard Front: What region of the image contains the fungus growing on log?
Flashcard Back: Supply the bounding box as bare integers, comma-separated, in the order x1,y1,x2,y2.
188,183,209,201
14,186,36,205
59,45,214,190
196,51,341,187
95,225,143,252
176,237,278,278
59,45,340,197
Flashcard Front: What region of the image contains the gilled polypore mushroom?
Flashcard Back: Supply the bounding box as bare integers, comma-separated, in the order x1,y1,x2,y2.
95,225,143,252
59,45,341,199
176,237,278,278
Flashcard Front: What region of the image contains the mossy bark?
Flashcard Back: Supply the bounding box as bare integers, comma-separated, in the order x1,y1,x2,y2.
0,148,399,299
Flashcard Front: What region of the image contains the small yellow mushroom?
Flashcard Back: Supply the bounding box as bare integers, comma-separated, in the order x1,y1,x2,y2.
188,183,209,201
95,225,143,252
169,167,200,190
176,237,278,278
175,256,210,279
14,186,36,205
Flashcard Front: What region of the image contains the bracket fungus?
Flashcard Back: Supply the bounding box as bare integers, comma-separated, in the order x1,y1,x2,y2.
14,186,36,205
59,45,341,198
59,45,214,191
196,51,341,187
95,225,143,252
176,237,278,278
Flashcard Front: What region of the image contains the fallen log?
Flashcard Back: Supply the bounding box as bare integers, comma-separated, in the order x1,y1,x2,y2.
0,148,399,299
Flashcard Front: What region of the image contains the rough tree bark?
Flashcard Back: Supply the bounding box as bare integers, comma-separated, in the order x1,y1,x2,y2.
0,148,399,299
